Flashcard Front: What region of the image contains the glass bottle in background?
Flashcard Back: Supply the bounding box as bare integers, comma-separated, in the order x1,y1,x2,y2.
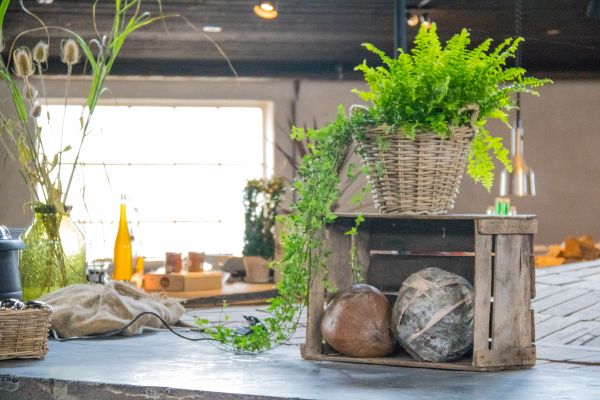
113,194,132,280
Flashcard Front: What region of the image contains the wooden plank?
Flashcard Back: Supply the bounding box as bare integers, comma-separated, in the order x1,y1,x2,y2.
492,235,522,350
334,213,536,221
473,232,493,356
368,218,475,253
518,235,534,348
301,350,524,372
477,219,538,235
305,233,327,357
473,347,536,367
326,226,353,292
530,236,536,299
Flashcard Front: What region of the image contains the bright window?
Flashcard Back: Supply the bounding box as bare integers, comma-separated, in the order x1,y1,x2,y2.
41,104,271,261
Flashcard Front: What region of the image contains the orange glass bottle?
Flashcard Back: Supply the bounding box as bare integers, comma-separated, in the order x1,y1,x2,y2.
113,194,132,280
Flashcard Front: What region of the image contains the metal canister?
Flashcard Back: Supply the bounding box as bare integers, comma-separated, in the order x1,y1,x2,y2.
0,226,25,300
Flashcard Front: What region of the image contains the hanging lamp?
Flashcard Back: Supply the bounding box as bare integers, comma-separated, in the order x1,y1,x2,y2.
254,1,279,20
499,0,535,197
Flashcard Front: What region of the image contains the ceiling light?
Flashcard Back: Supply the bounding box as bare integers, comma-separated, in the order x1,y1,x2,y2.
202,26,223,33
407,13,419,27
254,1,279,20
37,0,53,4
545,29,560,36
420,13,432,29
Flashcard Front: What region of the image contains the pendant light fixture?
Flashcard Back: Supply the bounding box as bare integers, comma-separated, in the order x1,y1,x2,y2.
499,0,536,197
254,1,279,20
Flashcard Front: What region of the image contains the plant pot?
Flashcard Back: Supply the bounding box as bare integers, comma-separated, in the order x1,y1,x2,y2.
243,256,271,283
20,205,86,300
357,126,474,215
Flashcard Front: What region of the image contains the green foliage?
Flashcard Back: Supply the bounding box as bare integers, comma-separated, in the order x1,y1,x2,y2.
353,24,551,189
200,106,356,353
242,177,285,258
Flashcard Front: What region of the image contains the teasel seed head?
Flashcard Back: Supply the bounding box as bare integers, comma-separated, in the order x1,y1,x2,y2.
30,101,42,119
61,38,80,66
32,41,49,64
24,85,38,100
13,47,34,78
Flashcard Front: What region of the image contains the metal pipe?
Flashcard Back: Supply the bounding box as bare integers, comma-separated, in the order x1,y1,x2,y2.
394,0,407,56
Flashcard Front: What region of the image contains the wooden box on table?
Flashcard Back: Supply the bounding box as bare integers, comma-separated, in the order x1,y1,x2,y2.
301,214,537,372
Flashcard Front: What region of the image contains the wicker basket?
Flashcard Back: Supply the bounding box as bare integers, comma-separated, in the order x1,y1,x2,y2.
358,126,474,215
0,308,52,360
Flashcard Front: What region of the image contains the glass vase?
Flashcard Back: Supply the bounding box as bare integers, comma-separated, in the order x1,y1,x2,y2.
20,204,87,300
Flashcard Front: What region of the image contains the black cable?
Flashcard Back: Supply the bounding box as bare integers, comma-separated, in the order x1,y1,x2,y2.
51,311,215,342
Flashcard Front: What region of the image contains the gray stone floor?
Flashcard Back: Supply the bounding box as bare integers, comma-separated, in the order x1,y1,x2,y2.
534,260,600,364
1,262,600,399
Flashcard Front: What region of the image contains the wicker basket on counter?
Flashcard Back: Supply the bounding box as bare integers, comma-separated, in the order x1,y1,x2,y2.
357,126,475,215
0,308,52,360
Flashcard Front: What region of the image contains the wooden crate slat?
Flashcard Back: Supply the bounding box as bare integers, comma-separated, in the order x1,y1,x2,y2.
305,241,326,357
477,219,538,235
473,347,536,367
369,219,475,253
518,235,534,348
492,235,523,351
473,232,493,356
326,227,353,292
530,235,536,299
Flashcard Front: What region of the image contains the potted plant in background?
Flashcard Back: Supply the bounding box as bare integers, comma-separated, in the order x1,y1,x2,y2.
242,177,284,283
0,0,167,299
351,24,550,215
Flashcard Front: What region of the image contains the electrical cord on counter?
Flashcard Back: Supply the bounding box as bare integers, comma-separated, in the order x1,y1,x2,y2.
51,311,216,342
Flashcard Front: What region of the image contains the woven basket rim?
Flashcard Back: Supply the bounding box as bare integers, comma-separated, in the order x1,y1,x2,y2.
362,124,476,139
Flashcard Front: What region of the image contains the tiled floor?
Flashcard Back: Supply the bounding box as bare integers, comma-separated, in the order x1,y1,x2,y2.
534,260,600,365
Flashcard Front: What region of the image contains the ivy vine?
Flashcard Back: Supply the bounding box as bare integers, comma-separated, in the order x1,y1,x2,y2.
198,106,359,353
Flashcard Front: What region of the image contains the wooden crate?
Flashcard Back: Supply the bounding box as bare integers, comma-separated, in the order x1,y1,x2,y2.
302,214,537,372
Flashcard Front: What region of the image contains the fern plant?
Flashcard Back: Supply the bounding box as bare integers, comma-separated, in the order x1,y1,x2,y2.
353,24,551,189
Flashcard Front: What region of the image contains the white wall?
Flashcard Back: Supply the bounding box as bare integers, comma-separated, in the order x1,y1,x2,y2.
1,77,599,244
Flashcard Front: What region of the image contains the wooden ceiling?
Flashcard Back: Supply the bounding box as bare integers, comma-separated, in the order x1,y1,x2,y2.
3,0,600,78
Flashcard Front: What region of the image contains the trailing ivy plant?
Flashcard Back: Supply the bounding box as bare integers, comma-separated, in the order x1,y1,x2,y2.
353,24,551,189
198,107,358,353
